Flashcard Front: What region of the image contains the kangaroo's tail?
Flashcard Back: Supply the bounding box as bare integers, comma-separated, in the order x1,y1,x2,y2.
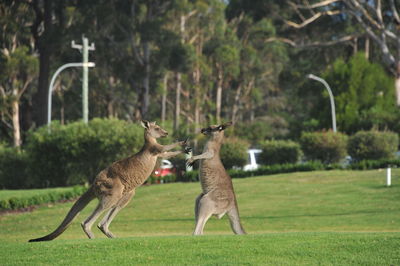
28,187,96,242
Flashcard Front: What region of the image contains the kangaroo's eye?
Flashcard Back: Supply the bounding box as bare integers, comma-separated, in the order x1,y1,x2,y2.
156,128,160,131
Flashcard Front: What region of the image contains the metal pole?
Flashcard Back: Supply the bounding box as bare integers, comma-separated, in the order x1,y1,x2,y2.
82,37,89,123
307,74,337,133
72,36,95,123
47,62,95,131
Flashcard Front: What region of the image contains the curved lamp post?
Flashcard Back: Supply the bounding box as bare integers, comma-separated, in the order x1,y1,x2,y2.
307,74,337,133
47,62,95,130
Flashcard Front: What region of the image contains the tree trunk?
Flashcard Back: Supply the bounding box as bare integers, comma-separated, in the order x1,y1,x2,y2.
231,84,242,123
216,67,223,124
11,89,21,147
174,72,181,131
365,37,370,60
142,42,151,118
396,62,400,106
33,0,53,127
161,73,168,124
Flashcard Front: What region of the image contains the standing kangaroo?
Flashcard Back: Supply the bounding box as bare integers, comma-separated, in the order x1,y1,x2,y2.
29,120,189,242
186,122,246,235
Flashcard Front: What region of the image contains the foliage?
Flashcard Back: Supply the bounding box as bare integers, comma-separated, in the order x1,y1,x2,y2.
220,137,249,169
348,130,399,161
0,145,29,189
314,53,396,134
300,131,348,164
25,118,144,187
0,185,87,211
348,158,400,170
259,140,302,165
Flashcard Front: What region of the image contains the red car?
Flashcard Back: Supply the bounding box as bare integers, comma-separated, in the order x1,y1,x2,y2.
153,159,175,177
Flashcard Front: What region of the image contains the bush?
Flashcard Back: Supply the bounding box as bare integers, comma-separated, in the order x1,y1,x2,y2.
259,140,302,165
348,159,400,170
300,131,348,164
0,185,87,211
0,145,30,189
26,118,144,188
220,137,249,169
348,131,399,161
180,170,199,182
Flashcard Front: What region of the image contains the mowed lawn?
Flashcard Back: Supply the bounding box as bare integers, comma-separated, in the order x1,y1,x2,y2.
0,169,399,265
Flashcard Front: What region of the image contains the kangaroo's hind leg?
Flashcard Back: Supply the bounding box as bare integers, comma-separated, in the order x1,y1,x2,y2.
81,183,124,239
194,193,204,222
193,194,215,235
98,190,135,238
227,206,246,235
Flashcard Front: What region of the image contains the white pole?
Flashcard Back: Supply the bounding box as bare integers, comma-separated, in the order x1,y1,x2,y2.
387,167,391,187
47,62,95,131
307,74,337,133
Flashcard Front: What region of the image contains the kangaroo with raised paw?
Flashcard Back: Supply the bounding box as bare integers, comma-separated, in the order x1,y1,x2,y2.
29,120,190,242
186,121,246,235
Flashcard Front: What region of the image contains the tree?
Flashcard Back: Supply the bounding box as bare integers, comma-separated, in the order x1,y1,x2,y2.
0,1,38,146
204,31,240,123
0,47,38,147
314,52,396,133
286,0,400,105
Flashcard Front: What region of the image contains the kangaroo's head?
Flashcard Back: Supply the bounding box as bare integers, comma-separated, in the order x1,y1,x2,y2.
141,120,168,139
201,121,232,141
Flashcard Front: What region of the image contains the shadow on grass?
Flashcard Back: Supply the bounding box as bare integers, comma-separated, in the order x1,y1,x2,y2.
131,209,400,222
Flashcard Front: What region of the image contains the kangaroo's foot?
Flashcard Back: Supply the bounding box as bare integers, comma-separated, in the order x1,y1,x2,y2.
97,224,116,238
81,222,95,239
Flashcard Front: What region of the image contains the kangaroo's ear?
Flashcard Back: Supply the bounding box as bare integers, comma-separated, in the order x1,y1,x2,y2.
219,121,233,131
141,120,150,129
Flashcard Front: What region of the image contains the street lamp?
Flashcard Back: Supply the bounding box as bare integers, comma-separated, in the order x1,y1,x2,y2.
307,74,337,133
47,62,95,130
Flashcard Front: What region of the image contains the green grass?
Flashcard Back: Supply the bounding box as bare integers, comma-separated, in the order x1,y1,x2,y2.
1,169,399,265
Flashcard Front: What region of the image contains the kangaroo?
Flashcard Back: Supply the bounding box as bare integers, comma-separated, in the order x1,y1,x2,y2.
29,120,190,242
186,121,246,235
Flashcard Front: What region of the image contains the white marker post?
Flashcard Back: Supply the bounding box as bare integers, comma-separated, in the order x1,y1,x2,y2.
386,167,391,187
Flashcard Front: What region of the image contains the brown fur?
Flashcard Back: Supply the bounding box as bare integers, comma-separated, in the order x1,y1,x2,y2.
29,120,187,242
187,122,246,235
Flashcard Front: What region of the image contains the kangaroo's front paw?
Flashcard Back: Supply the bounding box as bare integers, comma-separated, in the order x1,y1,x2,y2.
186,157,195,167
184,146,192,154
180,137,189,147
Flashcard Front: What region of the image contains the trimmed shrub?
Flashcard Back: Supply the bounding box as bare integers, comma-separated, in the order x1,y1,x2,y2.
0,185,87,211
26,118,144,188
348,131,399,161
220,137,250,169
300,131,348,164
0,146,30,189
180,170,200,182
348,158,400,170
259,140,302,165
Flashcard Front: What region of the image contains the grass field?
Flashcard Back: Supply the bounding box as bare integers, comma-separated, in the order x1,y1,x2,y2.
0,169,399,265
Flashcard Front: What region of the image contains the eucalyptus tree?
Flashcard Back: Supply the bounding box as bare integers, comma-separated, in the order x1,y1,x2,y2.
285,0,400,106
0,1,38,146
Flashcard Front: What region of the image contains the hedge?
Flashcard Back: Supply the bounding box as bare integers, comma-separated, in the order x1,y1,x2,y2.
180,161,326,182
26,118,144,188
0,146,30,189
348,130,399,161
259,140,302,165
300,131,348,163
348,159,400,170
0,185,87,211
220,137,249,169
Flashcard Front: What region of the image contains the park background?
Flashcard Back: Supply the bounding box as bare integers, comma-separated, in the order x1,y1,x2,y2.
0,1,399,265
